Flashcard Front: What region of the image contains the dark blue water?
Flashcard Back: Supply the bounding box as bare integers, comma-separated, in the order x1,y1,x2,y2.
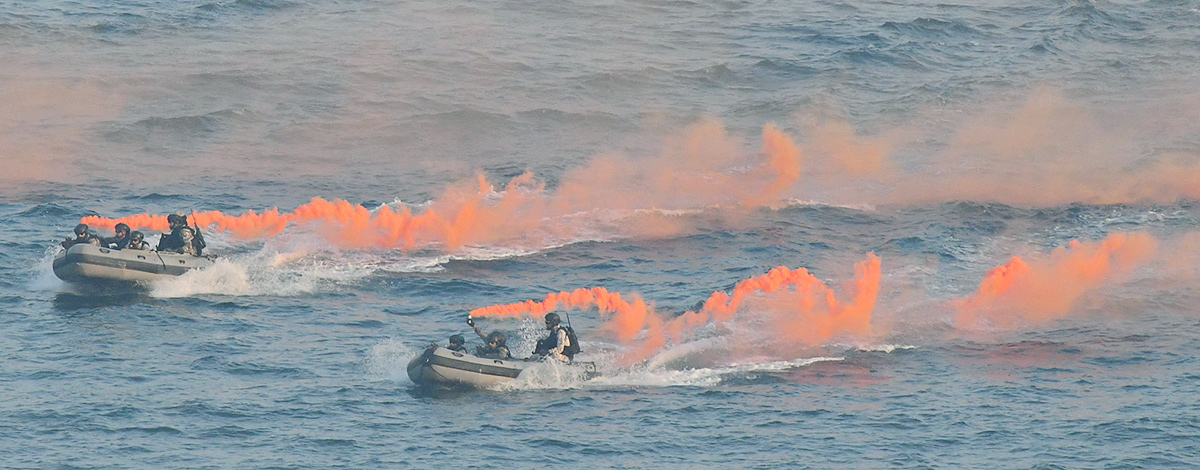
3,1,1200,468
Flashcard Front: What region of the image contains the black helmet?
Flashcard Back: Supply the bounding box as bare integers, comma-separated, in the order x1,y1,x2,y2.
449,334,465,345
545,313,561,325
114,223,130,234
130,231,144,242
167,214,184,225
74,223,89,235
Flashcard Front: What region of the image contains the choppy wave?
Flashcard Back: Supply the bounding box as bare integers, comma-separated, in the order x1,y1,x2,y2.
5,0,1200,467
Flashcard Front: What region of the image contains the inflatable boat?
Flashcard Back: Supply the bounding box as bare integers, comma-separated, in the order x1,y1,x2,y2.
53,243,216,283
407,345,597,389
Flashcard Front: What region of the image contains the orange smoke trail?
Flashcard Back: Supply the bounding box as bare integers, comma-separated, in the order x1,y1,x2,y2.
81,214,170,232
670,253,882,346
80,121,804,250
471,253,882,363
955,232,1158,328
81,209,291,240
470,287,653,343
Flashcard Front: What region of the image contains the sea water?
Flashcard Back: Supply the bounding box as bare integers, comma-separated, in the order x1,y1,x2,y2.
2,1,1198,468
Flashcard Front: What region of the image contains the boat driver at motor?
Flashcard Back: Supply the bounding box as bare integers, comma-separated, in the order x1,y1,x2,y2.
532,313,575,362
157,214,198,255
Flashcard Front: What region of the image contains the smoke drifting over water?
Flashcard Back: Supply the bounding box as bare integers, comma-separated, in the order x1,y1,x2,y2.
76,86,1200,256
82,121,805,250
469,253,882,364
7,1,1200,467
463,228,1193,367
0,57,123,187
954,232,1159,329
66,96,1200,368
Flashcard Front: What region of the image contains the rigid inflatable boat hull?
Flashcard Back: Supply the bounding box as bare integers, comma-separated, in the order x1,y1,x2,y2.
53,243,215,283
407,346,597,389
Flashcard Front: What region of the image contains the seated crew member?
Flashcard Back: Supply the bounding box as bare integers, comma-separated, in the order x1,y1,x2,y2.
125,231,151,250
101,223,132,249
156,214,198,255
61,223,102,248
467,316,510,359
445,334,468,352
531,313,578,362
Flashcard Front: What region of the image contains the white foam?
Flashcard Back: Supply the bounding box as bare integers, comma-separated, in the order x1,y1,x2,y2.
147,249,374,298
578,365,728,388
148,258,254,298
774,198,877,212
496,359,600,390
548,354,844,389
642,336,728,370
853,343,918,353
495,333,847,390
29,246,66,291
631,207,707,217
364,338,419,383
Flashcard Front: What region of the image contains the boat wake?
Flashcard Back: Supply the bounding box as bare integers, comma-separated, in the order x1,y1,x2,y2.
364,335,912,391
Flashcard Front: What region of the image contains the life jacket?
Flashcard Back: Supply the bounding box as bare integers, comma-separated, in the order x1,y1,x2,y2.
475,344,510,359
102,234,131,249
157,226,199,254
62,233,101,248
157,227,185,251
539,325,581,360
562,325,581,359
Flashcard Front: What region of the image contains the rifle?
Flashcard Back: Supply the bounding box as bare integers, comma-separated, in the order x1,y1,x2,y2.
189,212,207,256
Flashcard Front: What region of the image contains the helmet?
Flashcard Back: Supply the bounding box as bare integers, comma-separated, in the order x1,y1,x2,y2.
167,214,184,225
74,223,89,235
449,334,465,345
486,331,507,347
130,231,144,242
114,223,130,234
544,313,561,325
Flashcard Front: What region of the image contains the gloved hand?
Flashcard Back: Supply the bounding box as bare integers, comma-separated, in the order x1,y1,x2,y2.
466,316,475,327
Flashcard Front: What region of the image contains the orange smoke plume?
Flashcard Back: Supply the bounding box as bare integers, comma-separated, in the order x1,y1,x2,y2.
955,232,1158,328
668,253,882,346
1,65,123,189
742,124,803,207
470,287,653,344
471,253,882,363
80,121,804,250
